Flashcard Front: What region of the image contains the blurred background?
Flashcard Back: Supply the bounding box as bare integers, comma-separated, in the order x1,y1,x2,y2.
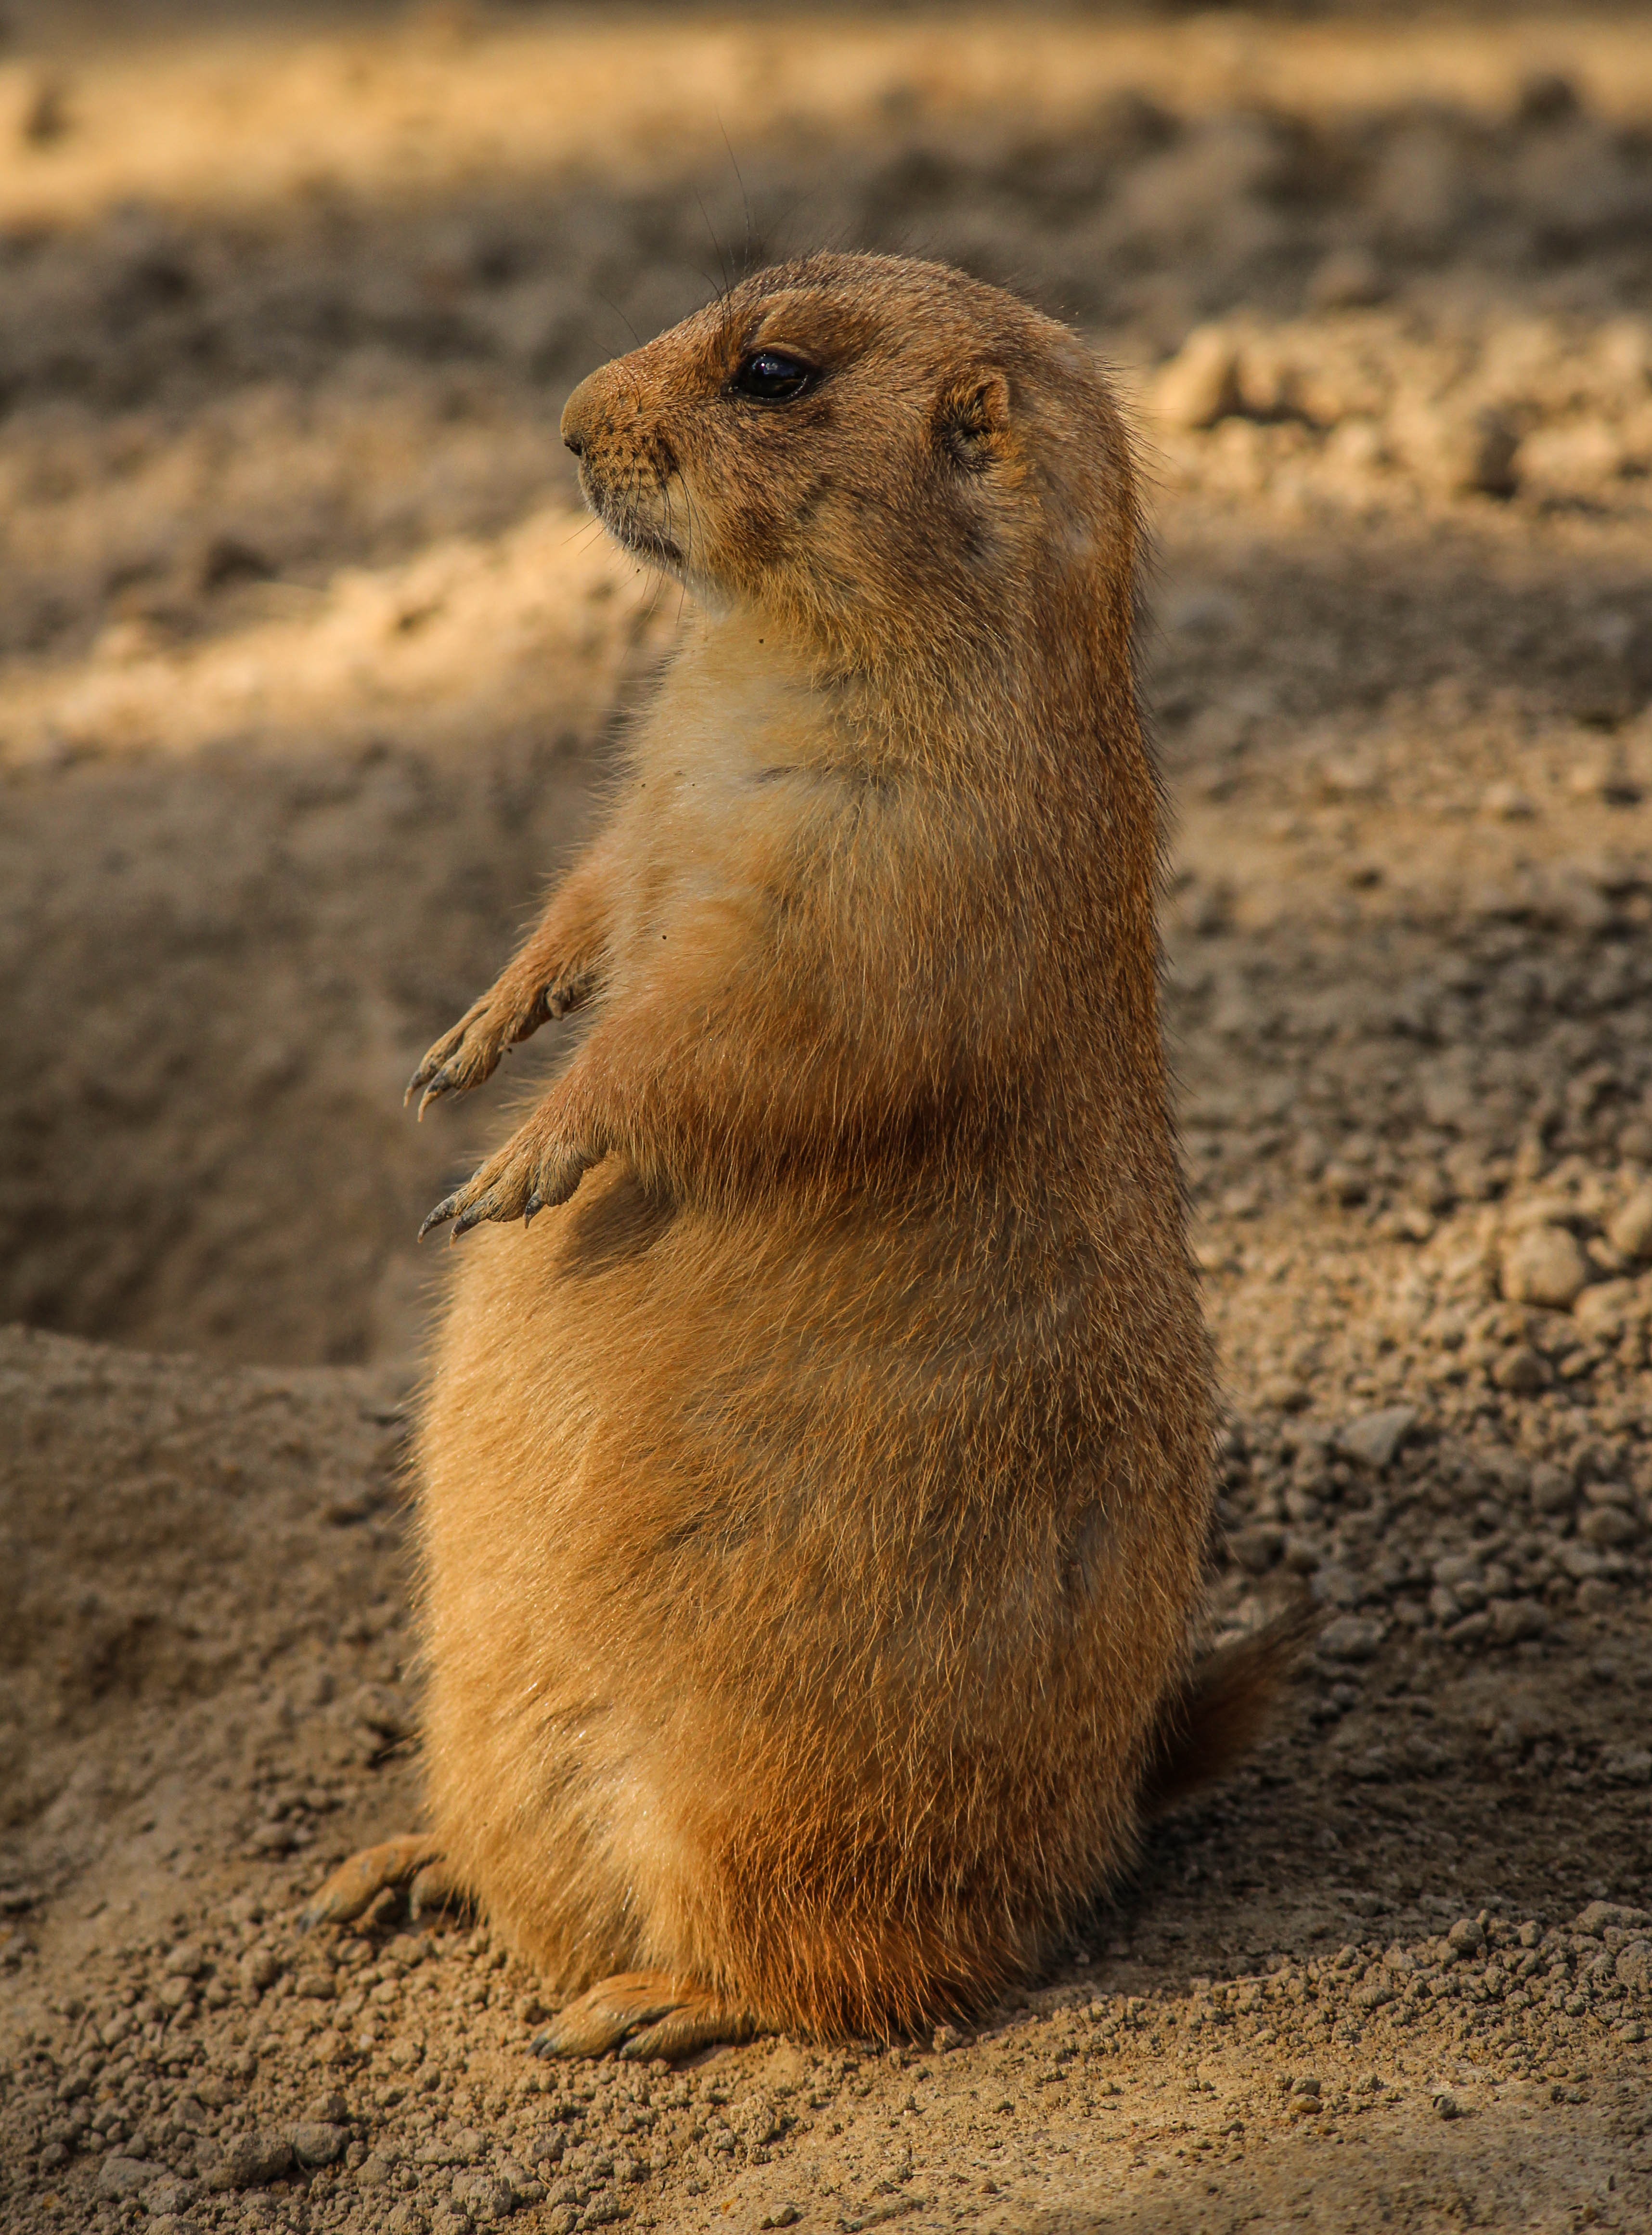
1,0,1651,1375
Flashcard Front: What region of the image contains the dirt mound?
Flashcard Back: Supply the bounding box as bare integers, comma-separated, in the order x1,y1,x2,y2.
1,1325,1648,2232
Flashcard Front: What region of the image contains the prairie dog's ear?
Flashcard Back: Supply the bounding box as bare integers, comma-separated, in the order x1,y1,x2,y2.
934,368,1013,474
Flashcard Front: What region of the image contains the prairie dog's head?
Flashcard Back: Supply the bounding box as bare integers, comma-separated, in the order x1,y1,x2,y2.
561,253,1138,677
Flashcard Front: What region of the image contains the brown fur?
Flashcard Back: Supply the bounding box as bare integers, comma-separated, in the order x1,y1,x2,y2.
1140,1606,1316,1818
332,254,1276,2044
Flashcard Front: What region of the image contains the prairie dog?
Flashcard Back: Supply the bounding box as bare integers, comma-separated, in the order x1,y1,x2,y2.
307,254,1288,2055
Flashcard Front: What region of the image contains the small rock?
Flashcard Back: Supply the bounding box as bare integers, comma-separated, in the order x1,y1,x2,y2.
1433,2091,1462,2120
1608,1186,1652,1260
303,2091,349,2125
1573,1281,1643,1340
1578,1900,1651,1936
250,1820,299,1855
454,2169,521,2218
1429,1584,1464,1626
239,1949,281,1994
163,1942,206,1978
1560,1543,1606,1582
1443,1610,1492,1647
1585,1478,1638,1509
203,2133,295,2192
1433,1552,1484,1598
1501,1225,1590,1310
143,2175,194,2215
1447,1918,1485,1955
1319,1615,1382,1663
294,1968,337,2000
1261,1377,1312,1414
1600,1748,1652,1787
1486,1597,1545,1646
1152,326,1241,430
97,2156,154,2200
1580,1505,1641,1547
291,2122,349,2168
1334,1406,1418,1471
1493,1345,1549,1395
1529,1460,1574,1512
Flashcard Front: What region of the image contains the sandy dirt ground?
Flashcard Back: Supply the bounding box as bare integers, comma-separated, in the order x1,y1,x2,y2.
2,6,1651,2231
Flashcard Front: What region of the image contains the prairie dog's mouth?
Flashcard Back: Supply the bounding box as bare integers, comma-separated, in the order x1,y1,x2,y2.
579,464,685,572
605,509,684,569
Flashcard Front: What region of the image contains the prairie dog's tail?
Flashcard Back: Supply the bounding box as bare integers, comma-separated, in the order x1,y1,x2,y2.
1140,1604,1318,1816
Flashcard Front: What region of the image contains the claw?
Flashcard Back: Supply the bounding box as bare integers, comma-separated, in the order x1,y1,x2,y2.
418,1193,460,1242
416,1071,453,1120
523,1195,543,1227
451,1202,489,1241
403,1067,428,1109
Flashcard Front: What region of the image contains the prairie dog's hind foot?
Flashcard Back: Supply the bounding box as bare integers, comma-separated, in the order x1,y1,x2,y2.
299,1835,467,1931
534,1973,759,2064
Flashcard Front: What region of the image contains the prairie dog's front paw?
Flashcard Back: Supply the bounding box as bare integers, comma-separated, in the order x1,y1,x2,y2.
418,1112,600,1241
406,965,595,1117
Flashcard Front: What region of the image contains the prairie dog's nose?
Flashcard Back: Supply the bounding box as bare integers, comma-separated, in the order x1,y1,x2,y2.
561,372,599,457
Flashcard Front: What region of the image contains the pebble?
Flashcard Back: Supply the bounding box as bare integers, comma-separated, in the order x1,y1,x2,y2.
203,2132,296,2192
291,2119,349,2167
1333,1405,1417,1470
1580,1505,1640,1547
1607,1186,1652,1259
1493,1345,1549,1394
1318,1615,1383,1663
1501,1225,1591,1310
1530,1462,1576,1513
97,2154,154,2199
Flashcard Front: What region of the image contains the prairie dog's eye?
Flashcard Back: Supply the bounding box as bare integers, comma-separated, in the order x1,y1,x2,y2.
732,350,816,403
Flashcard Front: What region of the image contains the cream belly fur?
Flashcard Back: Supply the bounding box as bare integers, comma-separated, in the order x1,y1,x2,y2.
421,1148,1198,2027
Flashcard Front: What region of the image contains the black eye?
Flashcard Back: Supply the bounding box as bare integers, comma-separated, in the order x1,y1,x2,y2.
732,350,816,403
